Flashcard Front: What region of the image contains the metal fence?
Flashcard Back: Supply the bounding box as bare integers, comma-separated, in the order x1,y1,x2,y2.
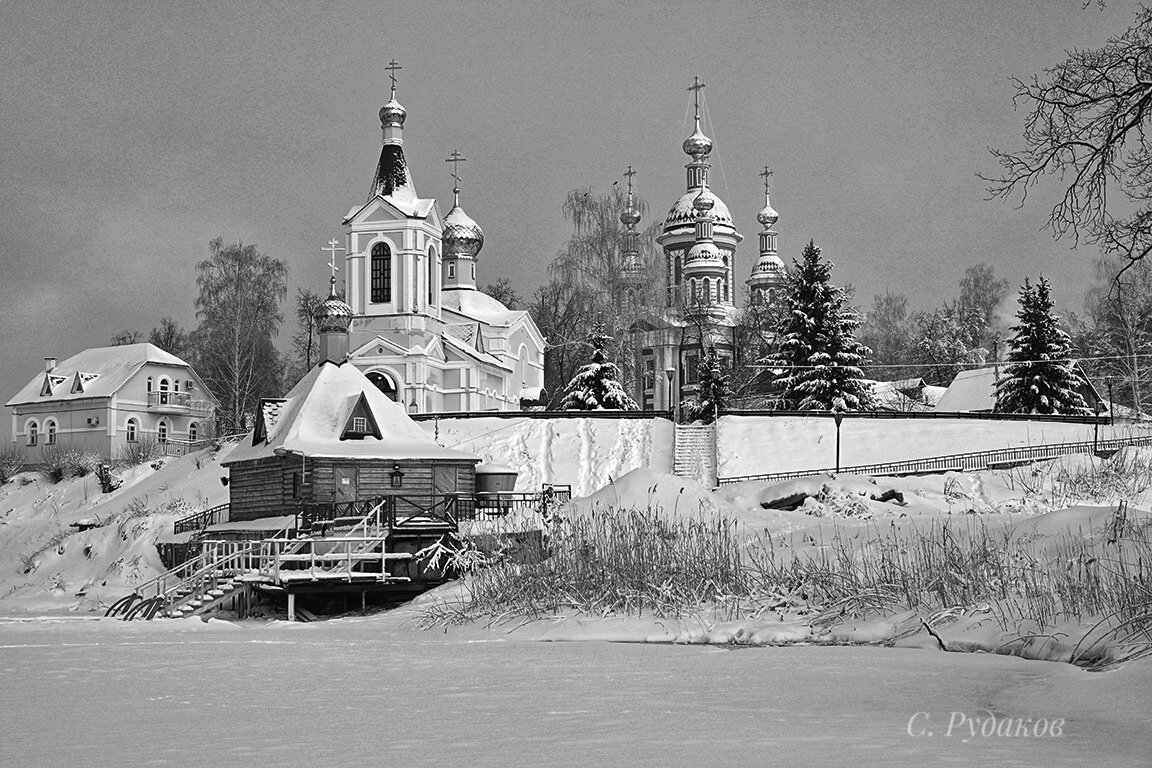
716,434,1152,486
717,409,1110,425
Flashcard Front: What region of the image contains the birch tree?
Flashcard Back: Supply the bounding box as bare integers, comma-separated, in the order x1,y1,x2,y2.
194,238,288,432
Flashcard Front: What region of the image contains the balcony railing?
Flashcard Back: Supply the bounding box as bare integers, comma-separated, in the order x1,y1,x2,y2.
147,391,213,415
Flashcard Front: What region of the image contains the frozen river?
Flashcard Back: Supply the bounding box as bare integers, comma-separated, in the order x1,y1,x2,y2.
0,616,1148,767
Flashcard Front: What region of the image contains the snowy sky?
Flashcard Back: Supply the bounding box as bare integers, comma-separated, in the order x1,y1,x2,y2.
0,0,1139,403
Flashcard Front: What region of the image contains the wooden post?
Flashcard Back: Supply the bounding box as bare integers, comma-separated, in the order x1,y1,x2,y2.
288,593,296,622
361,591,366,614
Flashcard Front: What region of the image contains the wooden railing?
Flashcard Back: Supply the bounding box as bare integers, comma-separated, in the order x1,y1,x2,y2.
717,434,1152,486
173,503,230,534
299,487,573,529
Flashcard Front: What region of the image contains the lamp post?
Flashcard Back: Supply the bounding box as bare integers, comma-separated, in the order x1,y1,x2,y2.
665,367,676,422
832,406,845,474
1094,398,1103,454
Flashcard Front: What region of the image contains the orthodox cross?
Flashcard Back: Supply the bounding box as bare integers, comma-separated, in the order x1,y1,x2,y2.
687,75,706,120
624,164,636,197
760,165,774,195
322,237,345,287
445,149,467,203
385,58,402,95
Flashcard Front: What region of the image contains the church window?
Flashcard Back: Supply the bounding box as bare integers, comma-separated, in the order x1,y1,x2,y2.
45,420,57,445
448,262,456,279
768,288,777,305
157,420,168,444
471,263,475,280
126,418,138,443
371,243,392,303
674,254,682,285
685,352,700,386
189,422,198,441
367,372,398,402
146,377,152,393
704,278,711,302
27,420,39,446
428,247,436,305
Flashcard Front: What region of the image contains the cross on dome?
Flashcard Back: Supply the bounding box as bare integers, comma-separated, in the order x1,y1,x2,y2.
445,149,467,205
760,165,773,195
687,75,705,123
385,58,402,97
322,237,345,292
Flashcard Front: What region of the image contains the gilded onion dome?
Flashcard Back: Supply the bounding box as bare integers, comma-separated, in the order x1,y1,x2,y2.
682,127,713,159
314,283,353,334
758,194,779,228
620,203,641,227
443,201,485,259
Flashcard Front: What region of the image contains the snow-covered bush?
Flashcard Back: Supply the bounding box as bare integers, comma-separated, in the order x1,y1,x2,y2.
40,447,102,483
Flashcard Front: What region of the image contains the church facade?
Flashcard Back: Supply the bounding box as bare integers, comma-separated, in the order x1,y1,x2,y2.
335,74,545,414
626,79,788,411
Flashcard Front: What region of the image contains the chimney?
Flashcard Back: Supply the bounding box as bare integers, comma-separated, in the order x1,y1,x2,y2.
45,357,56,372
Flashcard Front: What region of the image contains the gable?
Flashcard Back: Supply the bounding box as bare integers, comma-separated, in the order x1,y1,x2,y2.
253,399,288,445
340,393,382,440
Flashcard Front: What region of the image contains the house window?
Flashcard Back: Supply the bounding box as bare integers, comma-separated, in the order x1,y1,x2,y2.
126,418,138,442
685,352,700,386
27,420,39,446
188,422,198,441
157,420,168,443
159,378,170,405
470,263,475,280
428,246,436,305
352,416,368,433
146,377,153,392
45,420,57,445
371,242,392,303
173,380,180,393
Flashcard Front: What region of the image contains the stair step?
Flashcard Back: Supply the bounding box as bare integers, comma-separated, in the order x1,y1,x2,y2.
188,600,204,608
207,589,226,598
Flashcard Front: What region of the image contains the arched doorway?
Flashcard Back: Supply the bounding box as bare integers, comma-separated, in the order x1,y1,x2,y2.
367,371,398,402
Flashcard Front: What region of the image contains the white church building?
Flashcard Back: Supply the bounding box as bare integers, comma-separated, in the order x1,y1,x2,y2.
334,69,545,413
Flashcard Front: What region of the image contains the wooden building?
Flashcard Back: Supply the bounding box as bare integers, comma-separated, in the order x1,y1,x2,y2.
222,359,480,523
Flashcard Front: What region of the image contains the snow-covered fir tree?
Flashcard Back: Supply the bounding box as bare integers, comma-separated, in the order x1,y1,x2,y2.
682,347,728,423
767,240,874,410
559,332,639,410
995,277,1090,414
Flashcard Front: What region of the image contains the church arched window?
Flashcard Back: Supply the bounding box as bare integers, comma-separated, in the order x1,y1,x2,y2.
367,371,398,402
689,279,697,303
371,242,392,303
703,278,711,302
427,246,436,306
448,262,456,280
126,418,138,443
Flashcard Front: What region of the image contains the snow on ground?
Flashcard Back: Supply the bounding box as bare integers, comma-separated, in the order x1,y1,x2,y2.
422,416,674,496
717,415,1151,478
0,617,1148,767
0,442,238,614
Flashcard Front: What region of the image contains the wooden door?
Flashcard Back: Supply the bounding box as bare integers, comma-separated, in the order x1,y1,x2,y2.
334,465,358,503
433,465,458,496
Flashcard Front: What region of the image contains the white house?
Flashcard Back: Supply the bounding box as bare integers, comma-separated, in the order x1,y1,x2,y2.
6,343,217,460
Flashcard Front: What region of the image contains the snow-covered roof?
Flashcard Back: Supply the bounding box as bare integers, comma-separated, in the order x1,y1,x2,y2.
6,343,200,407
936,365,1101,412
223,361,479,464
441,288,524,326
663,190,738,235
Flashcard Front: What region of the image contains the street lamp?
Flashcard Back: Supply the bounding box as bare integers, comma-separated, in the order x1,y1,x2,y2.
664,367,676,422
832,405,845,474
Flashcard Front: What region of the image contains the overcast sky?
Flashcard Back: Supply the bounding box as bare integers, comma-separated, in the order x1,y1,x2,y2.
0,0,1139,403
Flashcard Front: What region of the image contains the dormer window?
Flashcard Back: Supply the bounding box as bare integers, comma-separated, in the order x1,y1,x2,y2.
340,393,381,440
352,416,368,433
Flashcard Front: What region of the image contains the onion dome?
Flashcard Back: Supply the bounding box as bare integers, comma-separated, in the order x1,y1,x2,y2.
682,127,713,159
379,97,406,128
758,189,779,228
443,203,485,259
620,203,641,227
693,188,716,214
314,285,353,334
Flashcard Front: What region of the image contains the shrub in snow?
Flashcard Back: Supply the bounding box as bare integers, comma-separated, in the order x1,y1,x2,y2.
766,240,874,411
995,277,1091,415
560,332,638,411
0,445,24,484
40,447,102,483
117,437,161,468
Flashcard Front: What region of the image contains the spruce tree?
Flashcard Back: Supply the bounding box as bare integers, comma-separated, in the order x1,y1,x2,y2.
767,240,874,410
683,348,728,423
559,332,638,410
995,277,1090,414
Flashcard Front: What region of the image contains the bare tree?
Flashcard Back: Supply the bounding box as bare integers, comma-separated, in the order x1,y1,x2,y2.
194,238,288,432
286,288,324,387
483,277,522,310
109,329,144,346
984,8,1152,266
148,316,189,357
